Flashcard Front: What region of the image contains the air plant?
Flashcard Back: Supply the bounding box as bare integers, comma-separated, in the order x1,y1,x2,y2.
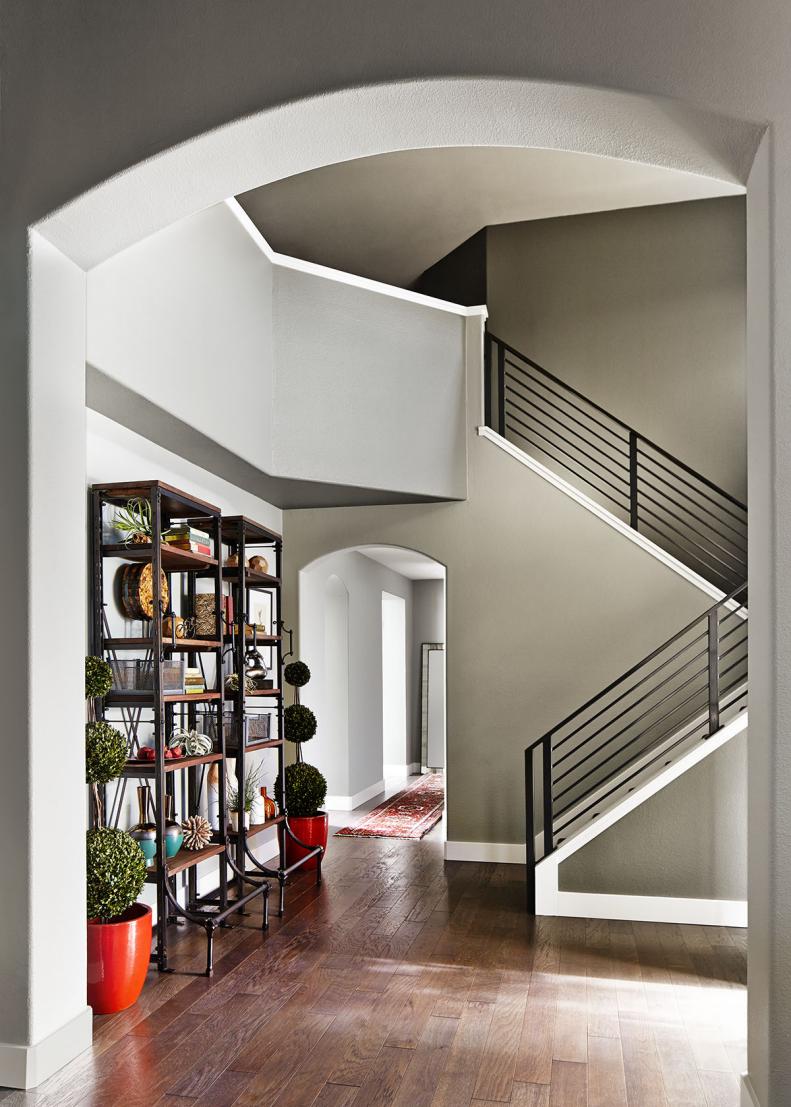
225,671,257,695
113,497,153,544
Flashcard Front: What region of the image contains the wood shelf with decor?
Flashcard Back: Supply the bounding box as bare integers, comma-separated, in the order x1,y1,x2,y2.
220,515,322,919
91,480,269,978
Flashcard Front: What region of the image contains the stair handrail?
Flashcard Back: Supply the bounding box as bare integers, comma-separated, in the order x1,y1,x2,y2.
524,580,747,913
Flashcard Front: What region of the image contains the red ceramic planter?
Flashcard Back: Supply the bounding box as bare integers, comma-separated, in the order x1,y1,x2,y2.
87,902,152,1014
285,813,328,871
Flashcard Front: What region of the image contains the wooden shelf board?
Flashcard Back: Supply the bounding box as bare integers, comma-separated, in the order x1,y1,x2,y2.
222,635,281,646
221,567,281,589
221,515,282,545
124,751,223,775
102,542,218,572
92,480,220,519
227,738,284,753
105,691,221,706
145,841,225,880
225,689,281,700
227,815,285,839
105,637,222,652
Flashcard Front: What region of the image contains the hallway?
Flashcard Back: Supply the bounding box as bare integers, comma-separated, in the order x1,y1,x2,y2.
8,811,745,1106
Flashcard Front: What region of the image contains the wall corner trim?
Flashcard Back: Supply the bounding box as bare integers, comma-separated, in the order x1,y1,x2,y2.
741,1074,762,1107
445,840,525,864
326,779,386,812
0,1006,93,1089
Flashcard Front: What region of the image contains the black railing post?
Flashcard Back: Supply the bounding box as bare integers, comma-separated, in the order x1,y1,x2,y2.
483,333,492,429
542,733,553,859
629,430,639,531
707,607,720,736
525,747,536,914
497,340,506,437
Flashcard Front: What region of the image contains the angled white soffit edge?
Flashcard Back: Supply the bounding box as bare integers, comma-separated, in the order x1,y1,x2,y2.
225,197,487,319
478,426,743,607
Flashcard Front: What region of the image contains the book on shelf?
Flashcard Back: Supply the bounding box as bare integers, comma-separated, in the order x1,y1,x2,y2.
164,525,211,542
164,538,213,556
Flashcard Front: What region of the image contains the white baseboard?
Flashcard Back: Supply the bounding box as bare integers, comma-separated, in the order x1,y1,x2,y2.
445,840,525,864
383,762,420,781
0,1006,92,1089
741,1073,761,1107
550,890,747,927
326,779,385,811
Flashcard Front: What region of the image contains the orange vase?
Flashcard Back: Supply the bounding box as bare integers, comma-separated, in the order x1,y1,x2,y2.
260,786,276,820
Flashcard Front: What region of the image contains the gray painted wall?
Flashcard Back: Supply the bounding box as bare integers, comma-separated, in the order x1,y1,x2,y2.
560,730,747,898
487,197,747,502
284,320,745,901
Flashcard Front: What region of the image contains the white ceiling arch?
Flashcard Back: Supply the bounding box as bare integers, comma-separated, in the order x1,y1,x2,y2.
36,77,762,271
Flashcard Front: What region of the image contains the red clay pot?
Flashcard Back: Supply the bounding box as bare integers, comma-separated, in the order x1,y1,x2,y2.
285,813,328,871
87,903,152,1014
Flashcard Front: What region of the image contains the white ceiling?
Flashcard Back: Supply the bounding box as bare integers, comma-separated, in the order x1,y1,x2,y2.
237,146,742,288
358,545,445,581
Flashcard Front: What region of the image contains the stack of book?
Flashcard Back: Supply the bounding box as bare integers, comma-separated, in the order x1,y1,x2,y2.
163,524,213,557
184,667,206,695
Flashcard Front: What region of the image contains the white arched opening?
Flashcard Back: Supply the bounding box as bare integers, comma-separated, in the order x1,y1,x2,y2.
12,73,771,1097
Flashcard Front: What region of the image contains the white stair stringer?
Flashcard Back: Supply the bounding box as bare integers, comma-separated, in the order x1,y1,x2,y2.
478,425,739,606
534,709,748,926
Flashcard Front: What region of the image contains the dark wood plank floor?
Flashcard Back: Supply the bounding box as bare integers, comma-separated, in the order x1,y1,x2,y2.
2,824,746,1106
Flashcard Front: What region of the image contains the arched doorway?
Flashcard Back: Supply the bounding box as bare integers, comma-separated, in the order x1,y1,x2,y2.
298,544,447,836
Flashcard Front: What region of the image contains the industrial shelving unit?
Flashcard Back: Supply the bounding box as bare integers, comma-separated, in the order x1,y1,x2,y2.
221,515,323,916
90,481,269,976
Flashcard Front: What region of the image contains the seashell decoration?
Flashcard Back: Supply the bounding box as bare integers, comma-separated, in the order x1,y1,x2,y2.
180,815,212,851
169,727,213,756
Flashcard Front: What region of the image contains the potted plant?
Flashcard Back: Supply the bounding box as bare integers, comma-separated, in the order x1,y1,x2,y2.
227,764,261,831
276,762,328,871
283,704,317,764
85,654,150,1014
111,496,152,545
86,827,150,1014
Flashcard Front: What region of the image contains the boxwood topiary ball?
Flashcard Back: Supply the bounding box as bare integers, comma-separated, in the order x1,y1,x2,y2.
85,720,128,785
275,761,327,818
85,655,113,700
284,703,317,744
86,827,147,921
284,660,311,688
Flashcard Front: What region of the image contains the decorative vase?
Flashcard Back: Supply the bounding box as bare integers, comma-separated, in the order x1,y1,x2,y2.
283,813,328,871
229,809,250,833
261,786,276,821
87,903,153,1014
129,786,157,865
164,794,183,858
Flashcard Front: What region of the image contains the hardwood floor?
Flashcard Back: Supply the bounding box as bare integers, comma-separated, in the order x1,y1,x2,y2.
3,818,746,1106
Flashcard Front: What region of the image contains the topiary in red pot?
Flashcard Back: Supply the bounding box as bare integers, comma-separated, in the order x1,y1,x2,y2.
86,827,150,1014
276,762,328,871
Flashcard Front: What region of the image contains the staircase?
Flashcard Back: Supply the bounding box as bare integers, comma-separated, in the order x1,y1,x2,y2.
482,333,748,921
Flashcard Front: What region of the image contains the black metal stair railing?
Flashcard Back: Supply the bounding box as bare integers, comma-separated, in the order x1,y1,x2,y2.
524,584,748,913
484,333,748,596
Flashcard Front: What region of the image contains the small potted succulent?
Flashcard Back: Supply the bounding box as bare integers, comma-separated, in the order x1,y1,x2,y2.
227,764,261,831
85,654,151,1014
276,762,328,871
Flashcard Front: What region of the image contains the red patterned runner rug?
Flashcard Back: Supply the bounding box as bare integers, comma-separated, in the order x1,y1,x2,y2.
335,773,444,840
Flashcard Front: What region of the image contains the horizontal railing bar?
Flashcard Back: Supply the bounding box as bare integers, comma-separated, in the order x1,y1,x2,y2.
526,582,747,754
504,357,630,448
634,524,738,593
552,630,709,752
637,441,748,522
505,375,631,468
553,652,710,769
636,501,745,579
636,484,748,563
637,469,748,549
505,388,632,478
489,332,747,512
553,682,712,812
553,662,710,786
554,718,713,835
506,420,633,509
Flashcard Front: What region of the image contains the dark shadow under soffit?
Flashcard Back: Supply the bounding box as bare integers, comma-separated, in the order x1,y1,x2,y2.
87,365,460,510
